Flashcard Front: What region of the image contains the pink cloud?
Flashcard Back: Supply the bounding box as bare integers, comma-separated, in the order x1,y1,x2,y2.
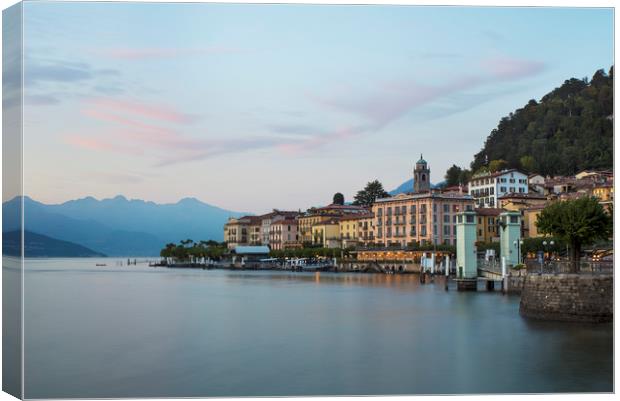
281,56,544,153
482,56,545,80
69,97,286,166
99,46,242,61
86,97,199,124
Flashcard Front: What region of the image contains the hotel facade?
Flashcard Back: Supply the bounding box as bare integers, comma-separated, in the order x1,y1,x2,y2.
468,169,529,208
372,191,475,247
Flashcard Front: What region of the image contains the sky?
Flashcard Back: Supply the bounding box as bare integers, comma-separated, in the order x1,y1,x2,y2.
13,2,614,213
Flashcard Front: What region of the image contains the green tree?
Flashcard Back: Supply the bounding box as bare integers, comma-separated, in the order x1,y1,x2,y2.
488,159,508,173
519,155,536,173
471,66,613,176
536,197,612,272
353,180,389,207
444,165,463,187
332,192,345,205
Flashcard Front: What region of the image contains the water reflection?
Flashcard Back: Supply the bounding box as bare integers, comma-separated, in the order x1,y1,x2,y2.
23,259,612,398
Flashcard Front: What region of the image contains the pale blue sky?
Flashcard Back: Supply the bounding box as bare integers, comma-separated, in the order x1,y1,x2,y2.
19,2,613,213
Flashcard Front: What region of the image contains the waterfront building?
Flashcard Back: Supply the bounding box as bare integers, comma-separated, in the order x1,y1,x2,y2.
339,212,374,248
269,219,300,250
260,210,300,247
413,154,431,193
229,245,270,266
468,169,528,208
298,204,368,244
474,208,502,243
522,205,545,238
372,190,474,248
224,215,262,249
498,192,548,211
311,219,341,248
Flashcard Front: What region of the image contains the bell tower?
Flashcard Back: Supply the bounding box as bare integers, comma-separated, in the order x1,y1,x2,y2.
413,154,430,193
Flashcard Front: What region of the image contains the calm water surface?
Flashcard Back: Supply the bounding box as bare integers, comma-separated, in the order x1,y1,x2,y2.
22,258,612,398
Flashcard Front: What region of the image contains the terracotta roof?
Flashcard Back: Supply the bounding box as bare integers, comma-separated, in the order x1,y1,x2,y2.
316,204,368,211
338,213,374,221
498,192,547,200
374,191,473,203
272,219,298,226
475,208,503,216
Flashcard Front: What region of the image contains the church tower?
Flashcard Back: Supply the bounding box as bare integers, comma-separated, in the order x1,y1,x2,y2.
414,154,430,193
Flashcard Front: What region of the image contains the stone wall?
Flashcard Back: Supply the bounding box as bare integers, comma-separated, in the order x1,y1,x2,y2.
519,273,613,323
505,269,526,294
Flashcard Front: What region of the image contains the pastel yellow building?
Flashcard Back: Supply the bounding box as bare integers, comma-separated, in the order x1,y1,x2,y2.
338,213,374,248
311,219,341,248
522,206,545,238
474,208,501,243
298,204,368,244
224,216,262,249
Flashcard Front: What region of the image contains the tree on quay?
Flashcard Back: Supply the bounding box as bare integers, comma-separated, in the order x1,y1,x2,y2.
333,192,345,205
353,180,389,206
536,196,612,272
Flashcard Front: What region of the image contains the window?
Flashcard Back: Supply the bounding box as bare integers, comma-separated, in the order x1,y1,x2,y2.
500,186,507,192
443,215,450,223
410,205,416,214
443,204,449,213
444,225,450,235
410,226,416,236
510,215,519,224
466,215,475,223
478,229,482,236
421,225,427,236
387,207,392,216
377,208,383,216
401,206,407,215
490,187,494,195
433,225,437,235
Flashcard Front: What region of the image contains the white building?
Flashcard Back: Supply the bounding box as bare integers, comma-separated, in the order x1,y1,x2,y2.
468,169,528,208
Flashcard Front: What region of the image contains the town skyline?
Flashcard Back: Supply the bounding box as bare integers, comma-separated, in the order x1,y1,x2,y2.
15,3,613,213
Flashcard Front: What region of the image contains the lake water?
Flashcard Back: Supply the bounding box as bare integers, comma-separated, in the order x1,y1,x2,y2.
18,258,613,398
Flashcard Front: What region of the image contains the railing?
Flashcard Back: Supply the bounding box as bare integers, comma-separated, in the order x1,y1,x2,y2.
477,258,502,274
525,259,613,275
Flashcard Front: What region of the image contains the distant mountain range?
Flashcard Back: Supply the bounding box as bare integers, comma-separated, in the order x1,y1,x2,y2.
2,196,246,256
389,179,445,195
3,230,106,258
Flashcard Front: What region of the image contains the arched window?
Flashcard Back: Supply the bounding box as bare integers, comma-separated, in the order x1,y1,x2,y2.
421,174,426,181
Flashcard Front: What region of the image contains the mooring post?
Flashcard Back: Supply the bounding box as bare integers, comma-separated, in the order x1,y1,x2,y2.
501,256,507,295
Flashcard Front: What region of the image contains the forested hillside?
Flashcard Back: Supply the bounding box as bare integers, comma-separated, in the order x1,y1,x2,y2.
470,67,613,176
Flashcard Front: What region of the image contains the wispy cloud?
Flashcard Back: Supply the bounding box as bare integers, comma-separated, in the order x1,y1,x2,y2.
23,55,124,105
275,55,545,153
482,56,545,80
66,96,284,166
85,97,200,124
97,46,243,61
